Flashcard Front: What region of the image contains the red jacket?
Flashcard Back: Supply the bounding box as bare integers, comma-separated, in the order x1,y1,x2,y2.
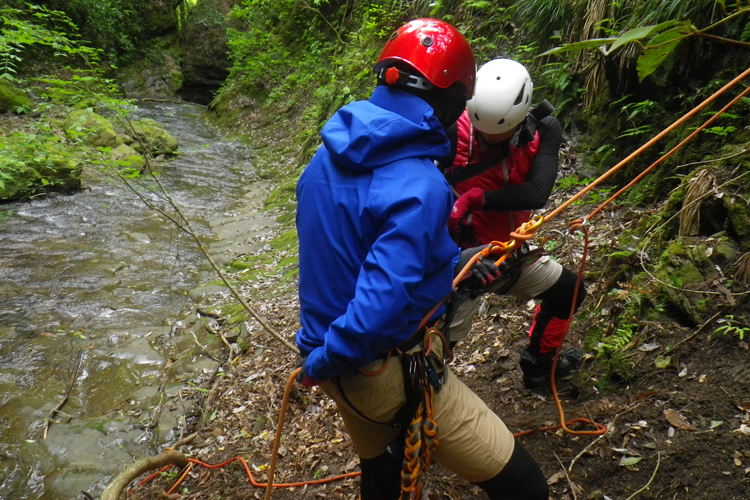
451,110,540,245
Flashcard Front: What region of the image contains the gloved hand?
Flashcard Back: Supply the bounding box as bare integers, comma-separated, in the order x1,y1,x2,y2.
454,245,503,294
447,188,484,240
295,355,324,388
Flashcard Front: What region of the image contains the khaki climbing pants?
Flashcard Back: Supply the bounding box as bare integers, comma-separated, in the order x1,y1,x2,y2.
320,337,515,483
449,252,564,342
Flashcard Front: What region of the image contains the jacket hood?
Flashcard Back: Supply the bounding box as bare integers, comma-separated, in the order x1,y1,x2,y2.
320,86,450,171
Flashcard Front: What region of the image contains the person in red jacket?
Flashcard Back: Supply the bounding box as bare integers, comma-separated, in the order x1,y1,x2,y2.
442,58,586,389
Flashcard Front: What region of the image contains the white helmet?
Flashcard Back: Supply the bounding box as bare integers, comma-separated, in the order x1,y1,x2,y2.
467,58,533,135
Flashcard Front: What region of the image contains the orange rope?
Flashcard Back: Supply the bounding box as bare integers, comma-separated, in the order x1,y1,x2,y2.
586,82,750,221
511,224,607,438
133,454,362,496
131,367,361,498
514,70,750,439
545,64,750,224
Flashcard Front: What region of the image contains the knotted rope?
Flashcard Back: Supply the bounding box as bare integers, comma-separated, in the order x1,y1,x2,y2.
400,385,438,499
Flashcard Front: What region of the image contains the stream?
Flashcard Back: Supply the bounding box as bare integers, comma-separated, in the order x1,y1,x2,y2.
0,102,273,499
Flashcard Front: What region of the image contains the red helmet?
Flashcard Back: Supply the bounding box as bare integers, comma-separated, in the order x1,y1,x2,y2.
375,19,475,98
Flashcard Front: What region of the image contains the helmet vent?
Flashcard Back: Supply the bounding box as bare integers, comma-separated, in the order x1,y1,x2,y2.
474,112,480,121
389,31,399,42
497,118,505,125
514,84,525,105
421,36,434,47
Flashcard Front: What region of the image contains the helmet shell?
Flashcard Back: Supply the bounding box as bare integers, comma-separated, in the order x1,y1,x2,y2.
467,59,533,134
376,19,475,98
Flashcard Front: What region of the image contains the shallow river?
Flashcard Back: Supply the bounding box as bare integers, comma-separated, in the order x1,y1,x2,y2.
0,102,259,499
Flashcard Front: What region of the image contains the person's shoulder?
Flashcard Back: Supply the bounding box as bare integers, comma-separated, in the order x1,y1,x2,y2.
376,157,448,195
537,114,562,139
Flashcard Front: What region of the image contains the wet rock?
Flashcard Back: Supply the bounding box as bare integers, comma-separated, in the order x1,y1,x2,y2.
129,118,179,155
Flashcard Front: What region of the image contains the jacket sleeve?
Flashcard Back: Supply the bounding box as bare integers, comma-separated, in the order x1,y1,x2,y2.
305,167,455,380
482,115,562,211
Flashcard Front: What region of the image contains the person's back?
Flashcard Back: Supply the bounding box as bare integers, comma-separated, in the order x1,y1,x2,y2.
296,85,457,379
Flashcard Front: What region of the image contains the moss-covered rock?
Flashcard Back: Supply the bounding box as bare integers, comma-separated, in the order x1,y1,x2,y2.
0,161,41,200
64,109,123,148
0,80,32,113
128,118,178,155
0,153,82,200
725,193,750,250
110,144,146,170
654,238,732,324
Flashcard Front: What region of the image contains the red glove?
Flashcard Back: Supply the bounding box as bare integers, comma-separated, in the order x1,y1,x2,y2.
448,188,484,239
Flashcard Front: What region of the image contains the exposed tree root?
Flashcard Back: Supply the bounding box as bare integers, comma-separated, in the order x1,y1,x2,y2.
100,449,189,500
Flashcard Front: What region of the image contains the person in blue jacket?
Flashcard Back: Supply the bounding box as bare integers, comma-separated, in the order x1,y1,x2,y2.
295,19,549,500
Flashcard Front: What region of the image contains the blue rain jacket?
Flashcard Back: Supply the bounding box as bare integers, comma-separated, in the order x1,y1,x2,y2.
295,86,460,381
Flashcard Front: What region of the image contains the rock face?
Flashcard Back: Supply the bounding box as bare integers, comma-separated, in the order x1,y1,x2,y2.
116,0,238,104
118,46,184,99
176,0,237,104
141,0,180,38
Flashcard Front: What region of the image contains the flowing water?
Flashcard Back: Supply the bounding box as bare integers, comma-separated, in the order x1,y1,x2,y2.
0,102,260,499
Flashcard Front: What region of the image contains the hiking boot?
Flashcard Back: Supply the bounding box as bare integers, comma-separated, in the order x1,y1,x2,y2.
519,346,582,389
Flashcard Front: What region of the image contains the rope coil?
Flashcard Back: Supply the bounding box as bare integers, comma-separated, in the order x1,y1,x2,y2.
400,386,438,499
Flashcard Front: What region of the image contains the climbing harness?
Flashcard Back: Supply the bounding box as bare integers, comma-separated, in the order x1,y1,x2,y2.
335,326,450,499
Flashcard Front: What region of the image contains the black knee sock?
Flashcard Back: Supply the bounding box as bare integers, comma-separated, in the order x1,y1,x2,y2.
535,267,587,319
359,453,402,500
473,441,549,500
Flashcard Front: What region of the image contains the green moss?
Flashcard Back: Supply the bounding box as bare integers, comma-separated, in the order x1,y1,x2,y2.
725,194,750,249
0,80,32,113
269,228,298,252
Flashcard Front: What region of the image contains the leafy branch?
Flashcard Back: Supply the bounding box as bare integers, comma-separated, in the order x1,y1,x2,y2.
540,7,750,81
0,4,101,82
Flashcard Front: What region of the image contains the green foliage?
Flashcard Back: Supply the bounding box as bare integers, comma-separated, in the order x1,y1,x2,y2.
713,315,749,340
540,6,750,82
1,4,102,82
313,465,331,479
0,4,143,201
611,96,659,139
0,130,86,199
512,0,578,50
556,175,593,190
536,61,581,122
52,0,144,65
593,144,617,170
701,125,738,137
584,286,664,381
461,1,513,58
